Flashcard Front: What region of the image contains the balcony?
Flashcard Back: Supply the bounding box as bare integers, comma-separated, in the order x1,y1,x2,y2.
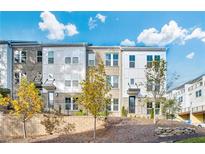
192,105,205,114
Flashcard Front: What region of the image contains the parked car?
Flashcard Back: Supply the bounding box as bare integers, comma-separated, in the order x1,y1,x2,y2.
196,123,205,128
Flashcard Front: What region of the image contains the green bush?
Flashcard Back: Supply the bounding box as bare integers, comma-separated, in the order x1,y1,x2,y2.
0,88,10,97
121,106,128,117
150,108,154,119
74,109,87,116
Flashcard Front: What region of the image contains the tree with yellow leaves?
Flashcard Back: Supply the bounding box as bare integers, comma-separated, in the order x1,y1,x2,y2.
76,60,111,141
12,77,43,138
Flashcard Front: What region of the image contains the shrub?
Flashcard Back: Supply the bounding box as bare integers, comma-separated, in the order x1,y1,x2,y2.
150,108,154,119
121,106,128,117
74,109,87,116
41,113,62,135
62,123,75,135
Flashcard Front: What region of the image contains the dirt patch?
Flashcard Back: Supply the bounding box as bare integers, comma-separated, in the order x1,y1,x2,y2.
2,117,205,143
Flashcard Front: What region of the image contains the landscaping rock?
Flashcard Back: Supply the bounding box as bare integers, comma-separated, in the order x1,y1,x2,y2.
155,127,196,137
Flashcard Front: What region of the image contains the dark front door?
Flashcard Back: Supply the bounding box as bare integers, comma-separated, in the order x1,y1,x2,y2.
129,96,135,113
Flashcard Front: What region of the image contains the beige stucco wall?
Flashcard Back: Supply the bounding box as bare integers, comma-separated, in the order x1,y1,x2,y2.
0,114,105,138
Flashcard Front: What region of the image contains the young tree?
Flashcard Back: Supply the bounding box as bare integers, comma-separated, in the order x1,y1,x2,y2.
11,77,43,138
162,98,181,120
76,60,111,141
145,59,167,124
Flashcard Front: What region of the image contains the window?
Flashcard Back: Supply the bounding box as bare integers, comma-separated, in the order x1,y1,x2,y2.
14,72,20,84
130,78,135,85
113,99,119,111
129,55,135,68
48,51,54,64
178,96,183,103
65,97,71,110
106,53,111,66
72,57,79,64
107,75,119,88
37,51,42,63
147,82,153,91
147,102,152,114
65,57,71,64
107,103,111,111
65,80,71,87
72,80,79,87
14,50,26,63
73,98,78,110
155,102,160,115
154,55,160,62
113,53,119,66
88,53,95,66
113,76,119,88
21,51,26,63
196,90,202,98
147,55,153,68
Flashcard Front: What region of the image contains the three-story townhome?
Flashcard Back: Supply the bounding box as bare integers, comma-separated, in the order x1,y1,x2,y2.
87,46,121,116
42,43,87,114
121,47,166,117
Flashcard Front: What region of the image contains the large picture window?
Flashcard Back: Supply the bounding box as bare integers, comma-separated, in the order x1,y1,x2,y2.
48,51,54,64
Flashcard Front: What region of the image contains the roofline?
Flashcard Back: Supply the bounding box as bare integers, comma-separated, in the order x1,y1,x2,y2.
121,47,166,51
87,46,120,50
42,43,88,47
167,74,205,92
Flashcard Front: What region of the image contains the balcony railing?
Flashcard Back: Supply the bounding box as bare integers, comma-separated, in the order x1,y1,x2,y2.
180,105,205,114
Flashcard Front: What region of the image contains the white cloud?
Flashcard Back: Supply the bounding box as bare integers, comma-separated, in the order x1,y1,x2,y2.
186,52,195,59
137,20,188,46
39,11,79,40
88,13,107,30
96,13,106,23
65,24,79,36
120,39,136,46
185,28,205,42
88,17,97,30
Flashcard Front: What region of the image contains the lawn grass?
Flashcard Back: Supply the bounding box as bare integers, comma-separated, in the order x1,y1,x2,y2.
176,137,205,143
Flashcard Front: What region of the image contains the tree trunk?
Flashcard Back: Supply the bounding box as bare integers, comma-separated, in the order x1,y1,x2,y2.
23,120,27,138
93,116,96,142
153,101,156,124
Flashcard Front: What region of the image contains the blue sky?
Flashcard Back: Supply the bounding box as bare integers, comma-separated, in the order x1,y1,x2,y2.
0,11,205,88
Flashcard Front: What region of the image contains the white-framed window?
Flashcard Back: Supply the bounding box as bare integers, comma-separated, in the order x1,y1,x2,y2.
105,53,119,67
113,98,119,111
107,98,119,112
178,96,183,103
14,50,27,63
72,80,79,87
129,55,135,68
105,53,111,66
154,55,160,62
106,75,119,88
65,80,71,87
65,97,78,111
72,57,79,64
130,78,135,85
147,102,160,115
65,57,71,64
147,55,153,68
37,51,42,63
196,89,202,98
48,51,54,64
113,53,119,66
88,53,95,66
14,72,26,84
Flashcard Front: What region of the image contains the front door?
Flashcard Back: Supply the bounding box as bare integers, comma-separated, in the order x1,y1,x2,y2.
48,92,54,109
129,96,135,113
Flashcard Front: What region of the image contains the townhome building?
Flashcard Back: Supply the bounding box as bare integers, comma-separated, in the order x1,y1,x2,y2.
121,47,166,117
167,74,205,124
0,41,12,90
0,40,167,117
87,46,121,116
42,43,87,114
11,41,42,98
